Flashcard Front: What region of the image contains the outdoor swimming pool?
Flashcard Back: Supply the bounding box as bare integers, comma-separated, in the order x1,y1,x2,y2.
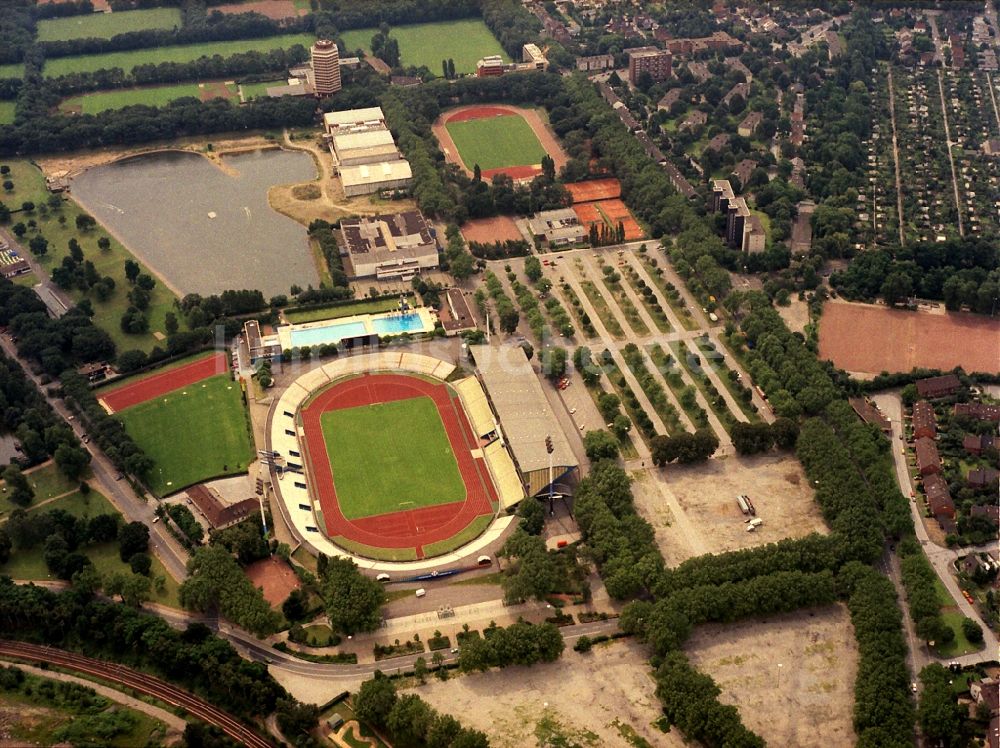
371,313,425,335
290,320,367,348
276,308,436,351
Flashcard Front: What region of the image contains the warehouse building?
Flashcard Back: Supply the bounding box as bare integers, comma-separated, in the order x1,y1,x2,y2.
469,344,578,496
330,128,400,167
339,211,439,281
340,160,413,197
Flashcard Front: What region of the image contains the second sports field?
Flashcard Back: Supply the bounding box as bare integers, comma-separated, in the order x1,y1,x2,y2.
320,396,466,520
444,114,548,172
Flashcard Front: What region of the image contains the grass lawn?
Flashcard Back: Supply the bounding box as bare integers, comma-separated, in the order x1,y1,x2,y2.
0,63,24,79
0,160,177,351
44,33,315,77
321,396,465,520
285,294,415,324
935,609,982,657
340,19,507,75
0,100,15,125
37,8,182,42
422,513,492,557
0,463,79,521
60,81,237,114
330,536,418,562
117,374,252,497
240,79,286,100
445,113,547,172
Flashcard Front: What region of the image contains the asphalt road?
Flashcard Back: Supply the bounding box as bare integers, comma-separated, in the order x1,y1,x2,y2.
150,604,620,684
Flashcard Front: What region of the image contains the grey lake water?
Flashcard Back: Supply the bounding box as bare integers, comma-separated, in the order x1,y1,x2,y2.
71,148,318,297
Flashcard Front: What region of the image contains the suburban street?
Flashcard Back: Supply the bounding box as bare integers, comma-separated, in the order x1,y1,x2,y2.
873,393,999,667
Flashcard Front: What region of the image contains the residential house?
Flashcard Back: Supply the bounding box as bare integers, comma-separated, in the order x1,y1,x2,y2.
706,133,731,152
911,400,937,439
849,397,892,435
923,473,955,520
681,109,707,130
738,111,763,137
915,437,942,475
732,158,758,188
658,88,683,111
955,402,1000,422
968,468,1000,490
915,374,961,399
964,433,995,457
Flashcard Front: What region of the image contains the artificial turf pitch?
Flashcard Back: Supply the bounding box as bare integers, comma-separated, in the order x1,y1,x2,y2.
445,114,547,172
319,396,466,520
117,374,252,497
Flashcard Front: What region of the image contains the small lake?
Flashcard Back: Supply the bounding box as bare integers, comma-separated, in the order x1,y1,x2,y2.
71,148,318,297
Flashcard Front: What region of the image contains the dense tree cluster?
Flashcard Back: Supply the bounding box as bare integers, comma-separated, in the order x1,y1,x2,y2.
831,238,999,313
0,95,315,156
209,517,271,566
730,418,799,455
355,671,489,748
306,220,351,294
60,369,153,480
898,538,952,646
179,545,282,636
457,620,563,672
318,555,386,635
840,562,915,746
0,578,287,719
572,461,664,600
654,653,765,748
0,278,115,375
4,505,124,581
649,430,719,466
165,503,204,545
0,348,85,473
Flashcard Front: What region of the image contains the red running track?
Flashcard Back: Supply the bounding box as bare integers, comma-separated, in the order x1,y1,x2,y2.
100,353,229,413
300,373,497,558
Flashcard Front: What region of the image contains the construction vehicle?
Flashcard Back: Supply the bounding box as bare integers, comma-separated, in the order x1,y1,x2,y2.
736,494,751,515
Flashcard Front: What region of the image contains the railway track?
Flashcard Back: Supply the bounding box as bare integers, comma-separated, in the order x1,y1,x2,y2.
0,640,272,748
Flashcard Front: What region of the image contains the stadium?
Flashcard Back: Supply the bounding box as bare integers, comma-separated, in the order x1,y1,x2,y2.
267,348,578,572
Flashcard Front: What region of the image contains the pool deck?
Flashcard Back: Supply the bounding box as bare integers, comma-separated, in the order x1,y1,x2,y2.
271,307,436,351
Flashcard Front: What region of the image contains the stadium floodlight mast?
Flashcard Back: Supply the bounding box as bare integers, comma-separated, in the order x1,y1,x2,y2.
545,435,554,514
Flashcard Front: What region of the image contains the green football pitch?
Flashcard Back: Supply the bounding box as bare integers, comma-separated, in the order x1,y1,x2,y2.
36,8,182,42
339,19,507,76
43,33,315,78
320,397,466,520
445,114,547,172
118,374,253,497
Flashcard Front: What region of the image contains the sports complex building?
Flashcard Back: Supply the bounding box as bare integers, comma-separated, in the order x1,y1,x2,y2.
267,348,577,571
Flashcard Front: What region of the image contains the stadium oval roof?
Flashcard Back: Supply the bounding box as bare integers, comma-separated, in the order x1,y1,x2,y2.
470,344,577,477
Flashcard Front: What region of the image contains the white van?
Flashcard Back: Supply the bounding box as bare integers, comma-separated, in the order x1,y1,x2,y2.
415,588,426,598
376,573,390,583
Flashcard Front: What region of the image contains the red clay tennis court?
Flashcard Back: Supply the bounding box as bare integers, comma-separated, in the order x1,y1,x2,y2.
566,178,622,203
100,352,229,413
300,373,497,559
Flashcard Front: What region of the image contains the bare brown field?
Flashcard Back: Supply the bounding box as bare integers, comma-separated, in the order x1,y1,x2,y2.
819,300,1000,374
413,640,680,748
686,605,858,747
662,453,828,554
214,0,305,19
460,216,522,244
244,557,299,607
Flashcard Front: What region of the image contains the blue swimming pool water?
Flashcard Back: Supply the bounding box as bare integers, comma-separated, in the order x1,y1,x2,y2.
371,313,424,335
290,320,367,347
